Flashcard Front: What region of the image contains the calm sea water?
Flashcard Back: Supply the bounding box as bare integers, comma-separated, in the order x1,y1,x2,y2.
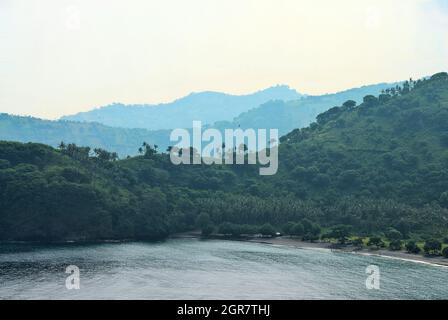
0,238,447,300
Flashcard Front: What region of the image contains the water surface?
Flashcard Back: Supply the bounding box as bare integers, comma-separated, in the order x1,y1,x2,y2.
0,239,447,299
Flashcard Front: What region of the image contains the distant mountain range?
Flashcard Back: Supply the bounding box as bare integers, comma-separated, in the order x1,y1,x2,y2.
0,114,169,157
61,85,303,130
214,82,400,135
1,81,400,157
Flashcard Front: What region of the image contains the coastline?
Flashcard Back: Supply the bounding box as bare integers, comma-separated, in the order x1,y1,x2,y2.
245,237,448,268
3,233,448,268
172,232,448,268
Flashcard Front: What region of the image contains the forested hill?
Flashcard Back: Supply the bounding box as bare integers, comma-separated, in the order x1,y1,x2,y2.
0,73,447,242
213,82,398,135
0,114,171,158
275,72,448,208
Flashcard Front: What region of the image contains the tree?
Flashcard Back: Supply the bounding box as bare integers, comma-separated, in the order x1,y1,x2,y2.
363,95,379,107
424,239,442,255
385,228,402,241
282,221,296,235
342,100,356,109
218,222,235,236
430,72,448,80
201,224,214,236
405,241,421,254
195,213,212,230
352,237,364,248
379,94,391,104
290,223,304,237
442,247,448,258
239,224,259,235
93,148,113,161
389,240,402,251
142,143,158,158
259,223,276,237
327,225,352,244
440,192,448,208
367,237,385,248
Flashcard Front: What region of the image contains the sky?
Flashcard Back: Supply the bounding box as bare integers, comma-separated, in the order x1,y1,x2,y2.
1,0,447,119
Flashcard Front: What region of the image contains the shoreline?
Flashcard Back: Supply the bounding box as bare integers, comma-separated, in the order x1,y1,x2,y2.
245,237,448,268
2,234,448,268
172,232,448,268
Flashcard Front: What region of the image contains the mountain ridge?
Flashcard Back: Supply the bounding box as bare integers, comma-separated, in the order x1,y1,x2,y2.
61,84,303,130
0,81,404,157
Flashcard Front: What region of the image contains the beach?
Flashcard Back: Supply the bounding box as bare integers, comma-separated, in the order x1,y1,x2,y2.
173,232,448,268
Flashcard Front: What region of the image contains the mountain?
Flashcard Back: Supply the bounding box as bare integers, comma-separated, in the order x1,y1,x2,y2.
0,114,171,157
213,82,400,135
2,83,398,157
266,72,448,235
61,85,303,130
1,72,447,242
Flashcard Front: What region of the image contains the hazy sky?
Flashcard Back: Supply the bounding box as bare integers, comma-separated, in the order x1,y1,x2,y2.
1,0,447,119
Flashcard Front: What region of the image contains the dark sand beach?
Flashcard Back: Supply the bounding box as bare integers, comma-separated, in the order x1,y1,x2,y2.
173,232,448,267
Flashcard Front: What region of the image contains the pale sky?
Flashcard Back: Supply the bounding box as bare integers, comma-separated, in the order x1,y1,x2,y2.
1,0,447,119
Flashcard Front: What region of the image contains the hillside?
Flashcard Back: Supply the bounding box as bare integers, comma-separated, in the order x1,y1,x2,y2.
0,73,447,242
0,114,171,158
214,82,400,135
61,85,302,130
1,82,399,158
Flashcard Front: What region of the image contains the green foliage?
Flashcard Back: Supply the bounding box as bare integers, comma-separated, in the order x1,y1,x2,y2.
423,240,442,255
442,247,448,258
290,223,305,237
367,237,386,248
324,225,352,244
351,237,364,248
218,222,235,236
389,240,402,251
201,224,215,236
195,212,212,230
405,241,421,254
259,223,276,237
385,228,403,241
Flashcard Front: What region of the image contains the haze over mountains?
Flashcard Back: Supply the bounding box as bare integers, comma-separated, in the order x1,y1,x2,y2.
0,114,170,158
1,81,400,157
215,82,399,135
61,85,303,130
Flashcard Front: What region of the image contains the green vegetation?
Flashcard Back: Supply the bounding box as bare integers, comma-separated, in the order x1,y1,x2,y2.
367,237,386,249
322,225,352,244
389,240,403,251
405,241,422,254
0,114,171,158
443,247,448,258
1,73,448,248
351,237,364,248
424,240,442,255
